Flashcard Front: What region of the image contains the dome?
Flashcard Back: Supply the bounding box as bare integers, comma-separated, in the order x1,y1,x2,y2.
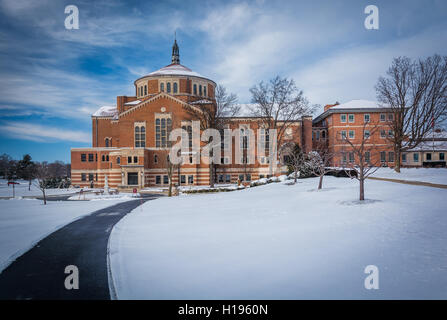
147,63,204,78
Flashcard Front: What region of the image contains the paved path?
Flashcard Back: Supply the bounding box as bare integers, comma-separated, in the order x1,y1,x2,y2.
0,195,160,300
368,176,447,189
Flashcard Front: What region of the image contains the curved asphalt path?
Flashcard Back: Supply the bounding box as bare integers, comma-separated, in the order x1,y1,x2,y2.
0,194,160,300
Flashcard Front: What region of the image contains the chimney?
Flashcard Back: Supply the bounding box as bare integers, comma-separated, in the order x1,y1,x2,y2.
324,102,339,112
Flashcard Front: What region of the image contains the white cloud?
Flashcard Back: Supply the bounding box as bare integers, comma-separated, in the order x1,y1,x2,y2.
0,121,91,143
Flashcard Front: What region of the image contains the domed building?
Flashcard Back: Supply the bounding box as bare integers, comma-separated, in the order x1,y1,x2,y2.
70,40,313,189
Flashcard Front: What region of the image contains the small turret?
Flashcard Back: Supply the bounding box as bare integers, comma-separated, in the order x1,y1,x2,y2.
171,38,180,65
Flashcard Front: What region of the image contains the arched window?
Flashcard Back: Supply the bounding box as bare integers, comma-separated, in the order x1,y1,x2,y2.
154,154,158,163
167,82,171,93
173,82,178,93
102,155,105,162
204,86,207,97
193,84,197,95
199,85,202,96
117,157,120,164
144,85,147,96
106,155,109,161
160,83,164,92
105,138,109,147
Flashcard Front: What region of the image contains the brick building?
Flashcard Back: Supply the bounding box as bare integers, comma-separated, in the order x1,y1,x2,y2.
312,100,395,167
71,41,312,189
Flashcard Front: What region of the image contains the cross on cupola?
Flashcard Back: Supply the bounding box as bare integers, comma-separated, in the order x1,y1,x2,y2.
171,36,180,65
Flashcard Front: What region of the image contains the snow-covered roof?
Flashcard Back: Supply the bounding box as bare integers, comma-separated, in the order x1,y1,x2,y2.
190,99,213,105
406,140,447,152
124,100,141,106
330,100,387,110
92,106,118,117
146,64,204,78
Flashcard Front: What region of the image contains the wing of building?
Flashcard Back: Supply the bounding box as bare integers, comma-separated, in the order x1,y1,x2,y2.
70,40,313,189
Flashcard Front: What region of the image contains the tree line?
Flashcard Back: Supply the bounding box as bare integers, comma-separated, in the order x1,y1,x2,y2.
0,153,71,190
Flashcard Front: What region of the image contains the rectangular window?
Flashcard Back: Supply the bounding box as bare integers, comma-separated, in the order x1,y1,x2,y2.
218,175,224,183
180,175,186,184
389,152,395,162
380,113,386,122
156,117,172,148
128,156,132,164
349,130,355,139
413,153,419,162
380,151,386,163
426,153,432,161
144,85,147,96
163,175,169,184
388,130,394,137
364,114,370,123
380,130,386,138
365,151,371,163
340,114,347,123
155,175,161,184
388,113,394,121
81,173,86,181
88,173,94,181
348,114,354,123
133,156,138,164
364,130,370,139
81,154,86,162
88,153,94,162
402,153,407,163
342,153,347,164
239,174,244,181
245,174,251,182
316,131,320,140
349,152,354,163
440,153,445,161
340,130,347,140
188,175,194,184
225,175,231,183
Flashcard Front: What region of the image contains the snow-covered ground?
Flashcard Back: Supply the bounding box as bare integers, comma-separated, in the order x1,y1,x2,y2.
0,179,76,198
67,192,137,201
110,174,447,299
371,167,447,185
0,198,125,272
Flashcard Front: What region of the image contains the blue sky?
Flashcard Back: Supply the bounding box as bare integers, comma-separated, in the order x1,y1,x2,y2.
0,0,446,162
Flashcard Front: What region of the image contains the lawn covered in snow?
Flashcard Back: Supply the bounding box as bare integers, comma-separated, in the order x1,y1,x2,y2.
371,167,447,185
0,198,125,272
110,175,447,299
0,179,75,198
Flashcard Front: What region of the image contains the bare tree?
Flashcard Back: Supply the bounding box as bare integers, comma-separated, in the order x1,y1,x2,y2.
161,151,180,197
34,162,51,205
307,147,338,190
280,142,306,184
186,84,239,187
249,76,314,175
376,55,447,172
337,121,385,201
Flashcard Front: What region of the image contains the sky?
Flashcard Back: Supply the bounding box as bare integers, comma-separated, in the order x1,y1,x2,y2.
0,0,446,162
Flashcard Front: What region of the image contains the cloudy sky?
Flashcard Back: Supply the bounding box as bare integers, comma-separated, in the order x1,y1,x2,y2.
0,0,446,162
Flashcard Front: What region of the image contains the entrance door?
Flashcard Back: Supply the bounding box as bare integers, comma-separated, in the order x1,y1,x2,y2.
127,172,138,186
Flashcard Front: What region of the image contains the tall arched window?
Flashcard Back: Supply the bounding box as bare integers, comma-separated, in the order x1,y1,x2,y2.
199,85,202,96
160,83,164,92
204,86,207,97
193,84,197,95
173,82,178,93
167,82,171,93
